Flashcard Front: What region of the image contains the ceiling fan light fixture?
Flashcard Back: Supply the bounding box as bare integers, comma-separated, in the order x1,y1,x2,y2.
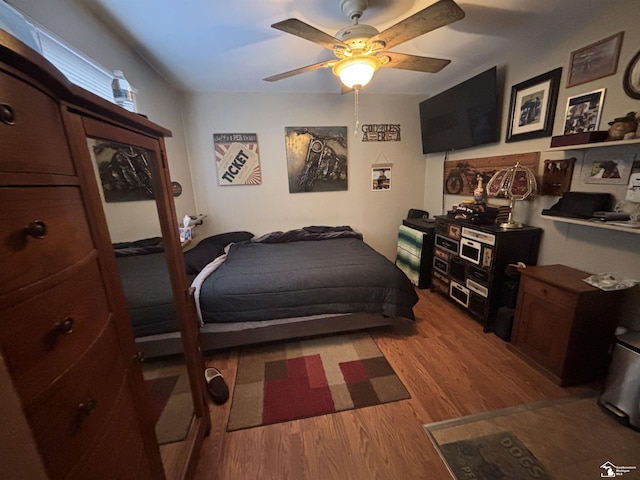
333,55,380,89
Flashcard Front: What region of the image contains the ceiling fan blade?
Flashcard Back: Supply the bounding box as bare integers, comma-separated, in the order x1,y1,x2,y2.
381,52,451,73
370,0,465,51
263,60,335,82
271,18,348,50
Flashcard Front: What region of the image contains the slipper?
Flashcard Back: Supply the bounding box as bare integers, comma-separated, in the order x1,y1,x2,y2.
205,367,229,405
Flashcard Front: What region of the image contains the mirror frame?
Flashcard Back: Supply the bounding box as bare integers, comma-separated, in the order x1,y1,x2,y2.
66,112,210,478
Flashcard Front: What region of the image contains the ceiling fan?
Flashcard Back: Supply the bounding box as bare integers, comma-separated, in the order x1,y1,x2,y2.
263,0,465,90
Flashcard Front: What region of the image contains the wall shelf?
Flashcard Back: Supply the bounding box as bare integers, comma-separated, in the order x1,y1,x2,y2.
546,137,640,152
540,215,640,234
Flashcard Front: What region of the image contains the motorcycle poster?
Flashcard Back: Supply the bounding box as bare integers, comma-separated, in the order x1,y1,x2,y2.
285,127,348,193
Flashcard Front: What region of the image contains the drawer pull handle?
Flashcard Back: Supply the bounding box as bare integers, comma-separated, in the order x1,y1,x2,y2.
0,103,15,125
134,351,145,363
78,398,97,415
54,317,75,335
25,220,47,239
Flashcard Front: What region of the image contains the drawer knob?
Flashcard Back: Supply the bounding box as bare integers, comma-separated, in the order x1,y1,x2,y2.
0,103,15,125
78,398,97,415
54,317,75,335
25,220,47,239
134,351,145,363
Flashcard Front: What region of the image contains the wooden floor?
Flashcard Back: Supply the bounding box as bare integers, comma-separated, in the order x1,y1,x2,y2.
192,288,593,480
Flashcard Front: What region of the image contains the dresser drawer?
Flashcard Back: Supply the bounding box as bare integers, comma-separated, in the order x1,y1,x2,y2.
24,321,127,480
0,71,75,176
0,186,94,295
521,276,575,307
67,375,153,480
0,259,111,404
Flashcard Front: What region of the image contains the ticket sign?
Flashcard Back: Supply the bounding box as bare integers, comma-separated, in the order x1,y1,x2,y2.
213,133,262,185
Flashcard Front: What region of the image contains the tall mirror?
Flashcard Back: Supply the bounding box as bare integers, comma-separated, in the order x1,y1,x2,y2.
82,118,208,478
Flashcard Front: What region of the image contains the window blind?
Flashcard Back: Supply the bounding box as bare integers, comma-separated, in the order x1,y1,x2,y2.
1,1,115,102
34,27,115,102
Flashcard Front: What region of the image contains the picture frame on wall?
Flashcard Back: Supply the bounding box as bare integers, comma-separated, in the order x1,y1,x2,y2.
505,67,562,143
371,163,392,191
567,32,624,88
563,88,605,135
213,133,262,186
581,151,634,185
623,49,640,99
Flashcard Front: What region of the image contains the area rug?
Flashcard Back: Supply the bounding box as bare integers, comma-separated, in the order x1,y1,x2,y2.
227,332,410,431
144,361,194,445
424,393,640,480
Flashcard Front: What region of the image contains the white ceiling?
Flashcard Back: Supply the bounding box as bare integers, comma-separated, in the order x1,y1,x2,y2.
79,0,604,96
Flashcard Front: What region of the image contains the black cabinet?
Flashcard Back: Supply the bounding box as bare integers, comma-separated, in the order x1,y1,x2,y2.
432,215,542,331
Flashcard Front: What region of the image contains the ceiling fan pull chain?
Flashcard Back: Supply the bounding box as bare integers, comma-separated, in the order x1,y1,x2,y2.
354,87,360,136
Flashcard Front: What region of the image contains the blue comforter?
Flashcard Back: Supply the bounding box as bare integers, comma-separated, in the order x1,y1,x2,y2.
196,233,418,324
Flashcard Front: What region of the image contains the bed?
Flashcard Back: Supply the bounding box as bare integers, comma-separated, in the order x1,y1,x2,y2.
115,227,419,357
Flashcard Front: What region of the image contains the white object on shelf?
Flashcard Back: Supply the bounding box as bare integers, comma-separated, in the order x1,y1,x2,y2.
111,70,136,112
187,214,207,227
179,227,192,243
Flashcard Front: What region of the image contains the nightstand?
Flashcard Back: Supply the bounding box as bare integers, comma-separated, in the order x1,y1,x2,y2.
511,264,625,386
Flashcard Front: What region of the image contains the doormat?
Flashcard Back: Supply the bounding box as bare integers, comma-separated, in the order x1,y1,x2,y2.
227,332,410,431
424,394,640,480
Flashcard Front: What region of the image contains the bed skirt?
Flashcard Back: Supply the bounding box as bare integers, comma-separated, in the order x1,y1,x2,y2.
135,312,409,358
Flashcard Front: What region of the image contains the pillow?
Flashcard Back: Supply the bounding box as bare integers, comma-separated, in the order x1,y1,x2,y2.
198,231,254,247
183,231,254,274
183,242,225,274
113,237,164,257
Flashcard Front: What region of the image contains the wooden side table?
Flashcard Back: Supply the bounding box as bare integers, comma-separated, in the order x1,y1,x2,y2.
511,264,625,386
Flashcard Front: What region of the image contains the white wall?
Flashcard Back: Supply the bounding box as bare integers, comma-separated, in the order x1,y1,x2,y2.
182,92,427,258
423,1,640,326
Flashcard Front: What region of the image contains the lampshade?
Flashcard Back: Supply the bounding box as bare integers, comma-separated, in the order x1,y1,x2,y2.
333,55,380,89
486,161,537,229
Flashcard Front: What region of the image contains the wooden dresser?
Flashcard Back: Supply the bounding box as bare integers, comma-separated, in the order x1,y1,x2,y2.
511,264,625,386
0,31,207,479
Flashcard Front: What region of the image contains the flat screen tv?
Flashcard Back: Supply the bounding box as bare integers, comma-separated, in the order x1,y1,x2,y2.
419,66,499,154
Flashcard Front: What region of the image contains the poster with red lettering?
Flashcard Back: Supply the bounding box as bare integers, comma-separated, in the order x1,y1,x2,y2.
213,133,262,185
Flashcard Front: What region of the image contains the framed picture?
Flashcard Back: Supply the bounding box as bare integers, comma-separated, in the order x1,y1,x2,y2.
506,68,562,143
626,159,640,202
563,88,605,135
213,133,262,185
371,163,392,190
623,49,640,99
88,138,155,202
567,32,624,88
581,151,634,185
285,127,348,193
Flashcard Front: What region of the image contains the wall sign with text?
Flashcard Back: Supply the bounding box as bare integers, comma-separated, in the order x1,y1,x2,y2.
361,124,401,142
213,133,262,185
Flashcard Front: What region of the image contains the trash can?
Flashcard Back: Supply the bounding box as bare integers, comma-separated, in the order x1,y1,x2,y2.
598,331,640,429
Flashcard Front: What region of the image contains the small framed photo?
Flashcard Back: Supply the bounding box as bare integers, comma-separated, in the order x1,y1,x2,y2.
563,88,605,135
567,32,624,88
581,151,634,185
623,49,640,99
506,68,562,143
626,160,640,202
371,163,392,191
